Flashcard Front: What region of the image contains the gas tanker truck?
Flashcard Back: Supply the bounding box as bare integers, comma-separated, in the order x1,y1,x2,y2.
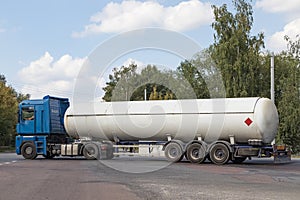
15,95,291,164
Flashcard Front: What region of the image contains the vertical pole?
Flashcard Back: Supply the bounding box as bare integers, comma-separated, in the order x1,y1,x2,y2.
144,88,147,101
271,54,275,103
271,54,275,145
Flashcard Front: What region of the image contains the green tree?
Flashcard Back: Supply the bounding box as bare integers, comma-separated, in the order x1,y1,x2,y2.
102,64,192,101
102,63,138,101
0,75,30,146
148,85,175,100
177,59,210,99
149,85,159,100
131,65,183,100
177,49,226,98
211,0,265,97
0,83,16,146
275,36,300,153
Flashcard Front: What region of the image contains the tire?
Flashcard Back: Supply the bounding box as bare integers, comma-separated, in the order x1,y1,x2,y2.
83,143,99,160
209,143,230,165
164,142,183,162
186,143,206,163
21,142,37,159
232,157,247,164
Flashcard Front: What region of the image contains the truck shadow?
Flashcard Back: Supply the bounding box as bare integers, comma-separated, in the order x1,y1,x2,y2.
179,159,294,166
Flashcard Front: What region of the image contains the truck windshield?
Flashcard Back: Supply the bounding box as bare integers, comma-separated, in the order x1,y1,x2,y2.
22,106,34,120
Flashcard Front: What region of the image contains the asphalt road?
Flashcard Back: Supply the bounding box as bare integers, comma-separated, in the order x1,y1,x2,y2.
1,153,300,200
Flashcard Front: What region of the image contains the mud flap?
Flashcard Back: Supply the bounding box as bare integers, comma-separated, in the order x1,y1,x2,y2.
99,142,114,159
273,144,292,164
274,153,291,164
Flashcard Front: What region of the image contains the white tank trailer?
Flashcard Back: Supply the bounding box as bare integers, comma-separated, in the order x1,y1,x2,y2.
63,97,290,164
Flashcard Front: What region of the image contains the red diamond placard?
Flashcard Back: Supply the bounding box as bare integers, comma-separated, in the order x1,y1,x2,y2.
244,118,253,126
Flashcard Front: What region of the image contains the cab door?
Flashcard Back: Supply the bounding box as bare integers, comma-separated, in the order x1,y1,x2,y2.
34,105,45,134
19,106,35,134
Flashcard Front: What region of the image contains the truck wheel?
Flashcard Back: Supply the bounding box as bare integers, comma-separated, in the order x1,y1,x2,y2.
164,142,183,162
186,143,206,163
232,157,246,164
83,143,99,160
21,142,37,159
209,143,230,165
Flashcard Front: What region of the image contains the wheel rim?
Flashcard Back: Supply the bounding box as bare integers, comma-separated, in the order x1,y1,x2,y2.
191,148,200,159
83,144,99,159
87,147,95,155
186,143,206,163
169,147,179,158
210,143,230,164
215,148,225,161
25,147,33,155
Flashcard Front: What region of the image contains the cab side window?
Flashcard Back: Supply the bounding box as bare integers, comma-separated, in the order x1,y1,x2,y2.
22,106,35,120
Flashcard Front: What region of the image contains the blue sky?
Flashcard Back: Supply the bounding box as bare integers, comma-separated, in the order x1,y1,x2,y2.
0,0,299,99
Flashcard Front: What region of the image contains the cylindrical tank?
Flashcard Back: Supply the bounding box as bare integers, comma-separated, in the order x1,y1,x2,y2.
64,97,278,144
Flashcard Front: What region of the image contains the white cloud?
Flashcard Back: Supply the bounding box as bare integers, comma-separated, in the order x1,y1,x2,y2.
17,52,86,99
18,54,146,100
72,0,213,37
256,0,300,14
256,1,300,52
268,18,300,52
0,28,6,33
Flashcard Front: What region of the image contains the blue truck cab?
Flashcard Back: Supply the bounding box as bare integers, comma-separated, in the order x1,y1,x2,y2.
16,95,113,160
16,96,70,159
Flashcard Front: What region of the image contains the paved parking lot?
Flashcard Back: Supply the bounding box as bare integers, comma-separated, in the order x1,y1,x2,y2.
1,153,300,200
